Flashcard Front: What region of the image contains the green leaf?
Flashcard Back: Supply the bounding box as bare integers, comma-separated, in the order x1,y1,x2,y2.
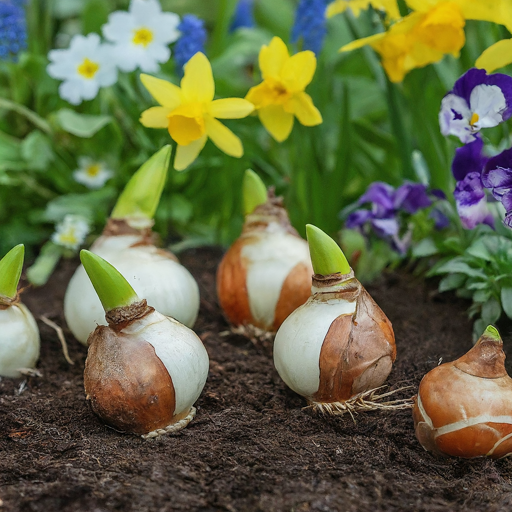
466,238,493,261
21,131,54,171
243,169,267,215
55,109,112,138
26,242,63,287
501,287,512,319
435,259,486,279
0,244,24,298
412,238,438,258
438,273,466,293
306,224,350,276
80,250,139,312
473,289,492,303
481,297,501,325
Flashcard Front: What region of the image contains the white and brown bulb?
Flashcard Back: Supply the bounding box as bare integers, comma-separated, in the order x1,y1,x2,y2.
413,325,512,459
273,225,396,410
217,193,313,332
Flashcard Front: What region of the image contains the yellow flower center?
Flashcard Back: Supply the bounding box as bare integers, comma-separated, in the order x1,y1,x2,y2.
133,27,154,47
77,58,100,79
470,112,479,127
59,230,78,247
86,164,101,177
167,103,206,146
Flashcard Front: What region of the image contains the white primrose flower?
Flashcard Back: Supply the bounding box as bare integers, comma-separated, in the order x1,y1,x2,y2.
51,215,90,251
47,34,117,105
73,157,114,189
102,0,180,73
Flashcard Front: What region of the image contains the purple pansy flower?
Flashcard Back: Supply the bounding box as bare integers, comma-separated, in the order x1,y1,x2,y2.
453,172,494,230
451,136,489,181
439,68,512,144
482,148,512,228
345,180,446,255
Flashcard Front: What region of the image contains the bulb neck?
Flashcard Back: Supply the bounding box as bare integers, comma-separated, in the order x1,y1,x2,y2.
105,299,155,331
0,292,19,310
102,218,156,245
243,193,298,236
311,270,358,294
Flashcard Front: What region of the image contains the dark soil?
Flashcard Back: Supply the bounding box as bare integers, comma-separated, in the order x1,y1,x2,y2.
1,247,512,512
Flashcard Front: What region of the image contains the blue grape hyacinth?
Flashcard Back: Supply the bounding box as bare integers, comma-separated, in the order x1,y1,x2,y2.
174,14,207,73
0,0,27,61
291,0,329,55
230,0,255,31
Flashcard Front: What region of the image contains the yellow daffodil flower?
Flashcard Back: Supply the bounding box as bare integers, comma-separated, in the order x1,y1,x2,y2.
139,52,254,171
327,0,400,20
405,0,512,32
341,2,465,82
245,37,322,142
476,39,512,73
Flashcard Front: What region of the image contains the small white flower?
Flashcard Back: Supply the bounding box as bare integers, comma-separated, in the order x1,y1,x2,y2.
51,215,90,250
47,34,118,105
73,157,113,189
103,0,180,73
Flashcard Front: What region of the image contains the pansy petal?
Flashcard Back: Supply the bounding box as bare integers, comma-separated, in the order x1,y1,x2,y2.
284,92,322,126
476,39,512,73
280,51,317,93
181,52,214,103
140,74,182,108
372,217,399,236
259,37,289,80
470,84,508,129
345,209,373,228
452,137,487,181
258,105,294,142
204,116,243,157
439,93,473,143
140,106,172,128
209,98,254,119
453,172,494,229
174,135,208,171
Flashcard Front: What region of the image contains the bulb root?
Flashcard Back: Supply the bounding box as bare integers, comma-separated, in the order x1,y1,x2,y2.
307,386,414,421
141,407,197,440
222,324,275,345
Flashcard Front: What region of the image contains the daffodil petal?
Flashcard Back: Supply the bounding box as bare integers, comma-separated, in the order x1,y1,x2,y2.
204,116,243,157
476,39,512,73
259,105,294,142
259,37,289,80
181,52,214,103
285,92,322,126
209,98,255,119
340,32,387,52
280,51,317,93
453,0,512,33
174,135,208,171
140,74,182,108
140,106,172,128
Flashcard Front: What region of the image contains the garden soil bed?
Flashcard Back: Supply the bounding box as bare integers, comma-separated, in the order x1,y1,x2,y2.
1,247,512,512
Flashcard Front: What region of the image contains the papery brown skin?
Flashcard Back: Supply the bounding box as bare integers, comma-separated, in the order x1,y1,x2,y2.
313,277,396,403
413,333,512,459
84,325,177,435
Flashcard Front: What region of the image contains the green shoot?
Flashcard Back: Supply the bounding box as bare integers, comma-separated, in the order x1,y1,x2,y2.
110,145,171,221
483,325,502,343
80,250,139,312
0,244,24,299
306,224,351,276
243,169,268,215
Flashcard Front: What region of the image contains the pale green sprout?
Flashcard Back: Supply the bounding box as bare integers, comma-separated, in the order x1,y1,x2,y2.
110,145,171,221
243,169,268,216
80,250,139,312
306,224,351,276
0,244,25,299
483,325,501,342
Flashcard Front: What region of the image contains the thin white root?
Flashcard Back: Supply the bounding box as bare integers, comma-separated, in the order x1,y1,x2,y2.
141,407,197,439
308,385,414,421
222,324,275,345
40,316,74,365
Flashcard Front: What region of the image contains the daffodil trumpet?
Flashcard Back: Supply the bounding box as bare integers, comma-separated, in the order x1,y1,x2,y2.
80,250,209,438
64,146,200,345
413,326,512,459
273,225,399,415
216,170,313,333
0,245,40,378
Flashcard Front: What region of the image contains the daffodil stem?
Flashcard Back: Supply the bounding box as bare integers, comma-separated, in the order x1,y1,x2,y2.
385,78,414,180
210,0,238,57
